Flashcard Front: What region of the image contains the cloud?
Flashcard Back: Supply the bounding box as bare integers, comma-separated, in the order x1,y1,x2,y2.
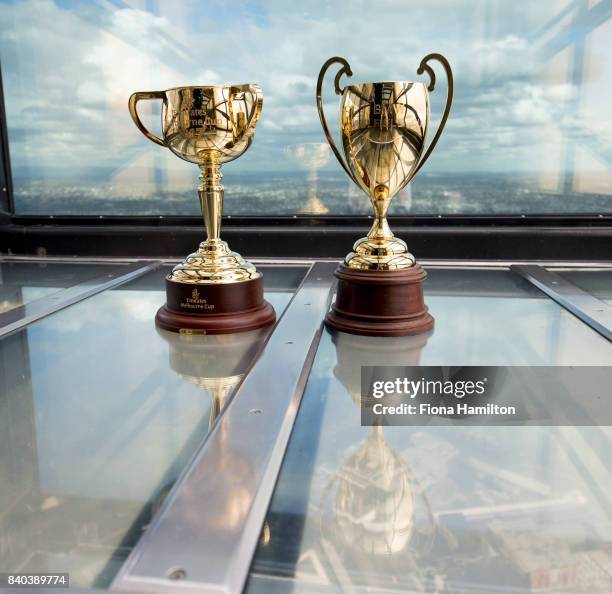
0,0,609,188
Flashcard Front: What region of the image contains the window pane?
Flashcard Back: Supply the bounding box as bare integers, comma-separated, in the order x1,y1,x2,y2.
0,0,611,215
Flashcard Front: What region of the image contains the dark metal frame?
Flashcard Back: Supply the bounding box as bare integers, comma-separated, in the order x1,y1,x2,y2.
8,214,612,227
0,213,611,261
0,60,13,221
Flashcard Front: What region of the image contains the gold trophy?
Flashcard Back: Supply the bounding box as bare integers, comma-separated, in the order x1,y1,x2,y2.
129,85,275,333
316,55,453,336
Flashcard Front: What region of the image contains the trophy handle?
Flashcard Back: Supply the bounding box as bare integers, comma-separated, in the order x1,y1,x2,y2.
316,57,356,182
244,84,264,132
128,91,167,147
413,53,453,176
222,85,263,159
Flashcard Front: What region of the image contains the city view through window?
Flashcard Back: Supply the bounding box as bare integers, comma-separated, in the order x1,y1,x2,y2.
1,0,611,215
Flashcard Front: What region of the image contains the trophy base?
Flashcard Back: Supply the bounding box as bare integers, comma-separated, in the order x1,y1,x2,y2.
156,276,276,335
325,264,434,337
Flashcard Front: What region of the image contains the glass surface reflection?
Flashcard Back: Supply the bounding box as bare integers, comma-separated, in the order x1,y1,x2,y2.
555,269,612,306
284,143,331,214
422,268,612,365
0,261,121,314
248,268,612,594
157,327,270,429
0,265,303,588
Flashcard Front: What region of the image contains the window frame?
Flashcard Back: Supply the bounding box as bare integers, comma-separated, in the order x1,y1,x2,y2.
0,61,13,221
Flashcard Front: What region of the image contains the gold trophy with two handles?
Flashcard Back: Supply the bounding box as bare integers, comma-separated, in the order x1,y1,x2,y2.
129,84,275,334
317,55,453,336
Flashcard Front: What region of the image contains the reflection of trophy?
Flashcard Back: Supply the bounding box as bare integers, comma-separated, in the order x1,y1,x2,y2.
129,85,275,333
317,55,453,336
318,331,436,588
154,328,274,543
156,326,269,428
284,143,330,214
155,330,265,540
332,329,431,407
333,425,417,555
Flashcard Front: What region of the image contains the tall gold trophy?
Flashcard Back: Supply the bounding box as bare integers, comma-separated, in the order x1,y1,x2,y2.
317,55,453,336
129,85,275,333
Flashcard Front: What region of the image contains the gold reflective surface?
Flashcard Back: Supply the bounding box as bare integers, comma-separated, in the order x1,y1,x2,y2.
331,425,416,556
327,332,435,558
129,85,263,284
340,82,428,269
316,56,453,270
157,326,269,429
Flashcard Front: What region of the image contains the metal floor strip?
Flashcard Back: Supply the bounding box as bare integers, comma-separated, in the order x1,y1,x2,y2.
0,261,161,338
512,264,612,342
111,261,336,594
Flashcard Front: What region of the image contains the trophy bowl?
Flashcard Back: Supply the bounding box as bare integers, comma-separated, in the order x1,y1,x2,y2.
129,84,275,334
340,81,429,269
160,85,261,164
316,55,453,336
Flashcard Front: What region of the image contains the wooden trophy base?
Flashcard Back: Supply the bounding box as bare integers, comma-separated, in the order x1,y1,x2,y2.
156,276,275,334
325,264,434,337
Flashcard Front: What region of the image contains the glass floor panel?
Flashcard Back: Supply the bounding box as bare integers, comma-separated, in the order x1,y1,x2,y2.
0,264,306,589
0,261,124,314
554,268,612,306
247,268,612,594
421,267,612,366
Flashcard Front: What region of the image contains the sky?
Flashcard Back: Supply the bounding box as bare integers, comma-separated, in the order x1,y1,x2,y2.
0,0,610,193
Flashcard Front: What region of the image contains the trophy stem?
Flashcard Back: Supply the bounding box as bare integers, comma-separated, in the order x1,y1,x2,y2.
198,154,224,244
367,213,394,242
368,186,393,242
